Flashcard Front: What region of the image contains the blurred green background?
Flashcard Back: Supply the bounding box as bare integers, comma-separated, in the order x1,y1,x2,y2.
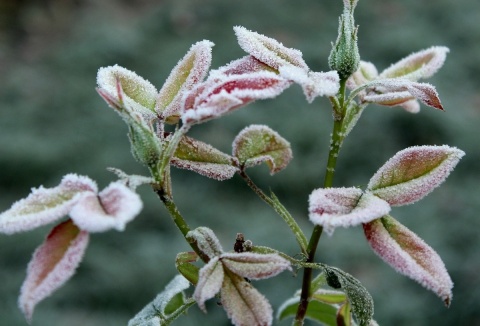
1,0,479,325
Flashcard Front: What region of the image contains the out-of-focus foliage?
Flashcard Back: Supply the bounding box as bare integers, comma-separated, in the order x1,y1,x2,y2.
1,0,479,325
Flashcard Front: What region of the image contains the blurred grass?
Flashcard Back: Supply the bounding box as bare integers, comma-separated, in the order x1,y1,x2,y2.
1,0,479,325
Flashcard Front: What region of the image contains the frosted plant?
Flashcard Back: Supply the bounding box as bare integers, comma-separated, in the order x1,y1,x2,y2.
0,0,465,325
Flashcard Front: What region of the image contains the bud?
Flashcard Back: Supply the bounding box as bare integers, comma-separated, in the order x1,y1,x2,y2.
128,119,163,168
328,3,360,80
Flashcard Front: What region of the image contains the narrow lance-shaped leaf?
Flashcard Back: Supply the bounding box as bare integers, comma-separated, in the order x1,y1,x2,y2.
214,55,275,77
171,135,239,181
367,145,465,206
363,215,453,306
220,252,291,280
193,257,224,312
176,252,200,285
308,187,391,236
233,124,292,174
157,40,214,123
19,219,89,322
0,174,97,234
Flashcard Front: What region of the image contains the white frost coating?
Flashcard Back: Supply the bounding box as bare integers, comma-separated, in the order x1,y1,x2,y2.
279,66,340,102
194,257,224,312
157,40,214,119
213,55,271,77
0,174,97,234
19,222,89,322
128,274,190,326
309,187,391,235
367,145,465,206
221,252,291,280
234,26,308,71
379,46,449,81
347,61,378,90
186,227,224,259
364,216,453,306
171,160,239,181
69,182,143,233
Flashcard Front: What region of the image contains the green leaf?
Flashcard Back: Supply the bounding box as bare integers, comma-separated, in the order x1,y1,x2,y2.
312,289,347,305
336,302,353,326
175,252,199,285
233,124,292,174
277,297,338,325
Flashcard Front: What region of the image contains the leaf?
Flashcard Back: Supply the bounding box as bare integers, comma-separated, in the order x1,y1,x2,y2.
186,227,223,260
233,124,292,174
336,302,353,326
363,215,453,306
193,257,224,312
379,46,449,81
157,40,214,123
69,181,143,233
0,174,97,234
308,187,391,235
312,289,347,304
19,219,89,322
367,145,465,206
171,135,239,181
220,252,291,280
220,272,273,326
214,55,275,76
322,266,374,326
276,297,338,325
182,71,290,124
234,26,309,71
128,275,193,326
175,252,200,285
347,61,378,89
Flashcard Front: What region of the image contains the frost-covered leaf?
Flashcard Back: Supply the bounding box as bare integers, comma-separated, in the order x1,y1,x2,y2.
337,302,353,326
69,181,142,233
312,289,347,304
363,79,444,111
214,55,274,77
276,297,338,325
194,257,224,312
347,61,378,90
19,219,89,322
234,26,308,71
128,275,192,326
363,215,453,306
0,174,96,234
379,46,449,81
322,266,374,326
367,145,465,206
97,65,158,120
182,71,290,124
279,66,340,102
176,252,200,285
220,252,291,280
186,227,223,260
308,187,391,235
221,272,273,326
171,135,238,181
157,41,214,123
233,125,292,174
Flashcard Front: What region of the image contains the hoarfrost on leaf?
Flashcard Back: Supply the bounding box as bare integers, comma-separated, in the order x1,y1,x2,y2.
220,252,291,280
193,257,224,312
367,145,465,206
363,215,453,306
186,227,224,259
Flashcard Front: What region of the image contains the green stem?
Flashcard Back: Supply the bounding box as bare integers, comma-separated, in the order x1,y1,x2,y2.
239,170,308,255
294,79,348,325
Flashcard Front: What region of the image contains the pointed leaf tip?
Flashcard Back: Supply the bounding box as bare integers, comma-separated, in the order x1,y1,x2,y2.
368,145,465,206
364,215,453,305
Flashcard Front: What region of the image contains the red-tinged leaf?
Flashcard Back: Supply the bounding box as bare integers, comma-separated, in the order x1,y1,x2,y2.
379,46,449,81
182,72,290,124
97,65,158,119
232,124,292,174
347,61,378,90
0,174,97,234
157,40,214,123
19,219,89,322
220,252,291,280
336,302,353,326
234,26,309,71
309,188,390,235
69,182,143,233
185,227,224,260
367,145,465,206
363,215,453,306
220,272,273,326
193,257,224,312
214,55,275,76
171,135,239,181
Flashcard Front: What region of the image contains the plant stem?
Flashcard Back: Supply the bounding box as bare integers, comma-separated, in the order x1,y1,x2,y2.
294,79,347,325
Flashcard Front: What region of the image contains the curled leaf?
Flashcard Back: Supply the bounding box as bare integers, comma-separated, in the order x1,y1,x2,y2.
233,124,292,174
308,187,390,235
367,145,465,206
171,135,239,181
220,252,291,280
186,227,223,260
19,219,89,322
157,40,214,123
0,174,96,234
363,215,453,306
